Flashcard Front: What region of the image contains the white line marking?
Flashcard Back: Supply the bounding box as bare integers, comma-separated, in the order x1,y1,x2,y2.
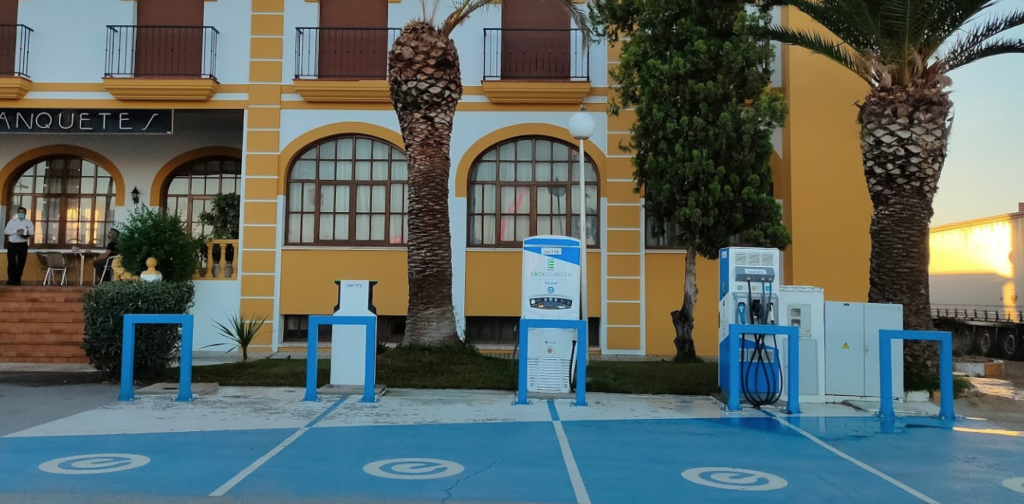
209,427,308,496
552,420,591,504
769,414,942,504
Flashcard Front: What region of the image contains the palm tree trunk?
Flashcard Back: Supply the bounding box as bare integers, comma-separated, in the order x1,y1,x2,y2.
858,83,952,377
388,22,463,345
671,246,699,362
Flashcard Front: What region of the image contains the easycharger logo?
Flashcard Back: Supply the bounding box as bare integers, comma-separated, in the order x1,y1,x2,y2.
532,271,570,278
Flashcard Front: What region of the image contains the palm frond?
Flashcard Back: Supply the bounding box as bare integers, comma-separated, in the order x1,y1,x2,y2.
440,0,596,49
774,0,881,52
919,0,997,56
441,0,497,36
935,7,1024,69
766,24,873,82
941,37,1024,71
421,0,444,25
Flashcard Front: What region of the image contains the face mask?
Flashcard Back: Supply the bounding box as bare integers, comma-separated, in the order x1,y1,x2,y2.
17,213,25,220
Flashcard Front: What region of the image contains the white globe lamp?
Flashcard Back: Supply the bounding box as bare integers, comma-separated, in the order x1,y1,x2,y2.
569,107,596,140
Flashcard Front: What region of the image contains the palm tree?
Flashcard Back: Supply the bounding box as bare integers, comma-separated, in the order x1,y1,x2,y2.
760,0,1024,375
388,1,595,345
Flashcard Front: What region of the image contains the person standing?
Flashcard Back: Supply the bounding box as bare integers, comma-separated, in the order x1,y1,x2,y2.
4,207,34,286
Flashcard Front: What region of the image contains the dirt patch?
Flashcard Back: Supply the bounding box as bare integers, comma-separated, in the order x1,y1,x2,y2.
955,361,1024,431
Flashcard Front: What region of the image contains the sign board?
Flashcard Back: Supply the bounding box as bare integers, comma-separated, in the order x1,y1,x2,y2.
0,109,173,134
521,236,581,319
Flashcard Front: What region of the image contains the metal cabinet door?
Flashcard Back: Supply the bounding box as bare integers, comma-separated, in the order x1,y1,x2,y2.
864,303,904,398
825,302,865,397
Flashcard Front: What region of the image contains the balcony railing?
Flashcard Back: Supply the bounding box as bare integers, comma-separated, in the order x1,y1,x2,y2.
105,25,219,79
195,239,237,281
483,28,589,81
295,27,400,79
0,24,32,78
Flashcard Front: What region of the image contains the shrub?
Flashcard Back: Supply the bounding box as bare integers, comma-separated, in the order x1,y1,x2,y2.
117,206,203,283
82,281,196,382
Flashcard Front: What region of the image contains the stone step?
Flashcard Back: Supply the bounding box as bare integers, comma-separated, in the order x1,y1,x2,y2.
0,299,83,311
0,285,89,364
0,333,84,344
3,315,83,327
0,356,90,364
0,344,87,358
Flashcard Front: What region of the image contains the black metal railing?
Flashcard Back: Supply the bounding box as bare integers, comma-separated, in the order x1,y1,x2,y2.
105,25,219,79
483,28,590,81
932,305,1024,324
295,27,400,79
0,24,32,78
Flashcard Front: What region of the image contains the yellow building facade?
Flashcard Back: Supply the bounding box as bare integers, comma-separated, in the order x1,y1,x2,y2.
0,0,873,357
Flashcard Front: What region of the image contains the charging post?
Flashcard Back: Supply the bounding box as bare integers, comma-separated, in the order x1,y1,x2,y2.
725,323,800,414
118,314,195,402
303,280,379,403
516,236,585,405
878,329,954,421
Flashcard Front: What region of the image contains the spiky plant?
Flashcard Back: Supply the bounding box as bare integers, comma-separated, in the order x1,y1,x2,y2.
388,0,595,345
759,0,1024,375
205,312,268,363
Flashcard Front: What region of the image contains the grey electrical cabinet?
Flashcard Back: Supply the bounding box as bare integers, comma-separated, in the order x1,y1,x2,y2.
824,302,904,399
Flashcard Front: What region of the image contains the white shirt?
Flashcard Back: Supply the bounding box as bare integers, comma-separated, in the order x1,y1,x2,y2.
4,217,34,244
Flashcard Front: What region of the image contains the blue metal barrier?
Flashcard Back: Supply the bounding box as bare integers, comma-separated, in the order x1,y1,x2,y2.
304,315,377,403
118,314,195,402
879,329,954,421
725,324,801,414
517,318,588,407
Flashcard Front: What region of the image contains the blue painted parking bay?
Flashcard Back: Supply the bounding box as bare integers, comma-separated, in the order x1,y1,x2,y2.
2,398,1023,504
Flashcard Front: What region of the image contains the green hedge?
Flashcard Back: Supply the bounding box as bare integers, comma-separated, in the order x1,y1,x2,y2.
82,281,196,382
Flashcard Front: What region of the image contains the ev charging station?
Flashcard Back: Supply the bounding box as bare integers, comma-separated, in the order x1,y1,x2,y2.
329,280,378,388
717,247,787,408
520,236,581,395
717,246,906,409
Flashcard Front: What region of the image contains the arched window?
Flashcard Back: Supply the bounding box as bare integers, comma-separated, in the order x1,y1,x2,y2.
468,136,598,247
163,156,242,237
286,135,408,246
7,155,116,248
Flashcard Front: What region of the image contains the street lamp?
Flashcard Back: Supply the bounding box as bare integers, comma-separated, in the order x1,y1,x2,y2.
568,106,596,340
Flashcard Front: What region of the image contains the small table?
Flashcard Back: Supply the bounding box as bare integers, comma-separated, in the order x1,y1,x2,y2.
64,250,101,286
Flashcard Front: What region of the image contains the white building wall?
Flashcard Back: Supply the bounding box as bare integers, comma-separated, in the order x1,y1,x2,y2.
18,0,134,83
191,280,243,350
205,0,253,84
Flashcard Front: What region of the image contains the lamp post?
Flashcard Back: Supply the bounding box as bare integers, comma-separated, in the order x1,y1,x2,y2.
568,106,595,339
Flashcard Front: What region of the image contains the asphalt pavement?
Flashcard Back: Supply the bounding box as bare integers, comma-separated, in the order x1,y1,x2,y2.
0,371,115,437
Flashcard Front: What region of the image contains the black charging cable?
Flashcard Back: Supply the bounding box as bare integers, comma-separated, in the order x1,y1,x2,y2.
741,280,784,408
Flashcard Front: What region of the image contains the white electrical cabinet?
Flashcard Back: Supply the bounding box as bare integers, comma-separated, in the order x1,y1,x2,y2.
776,286,826,403
824,302,904,400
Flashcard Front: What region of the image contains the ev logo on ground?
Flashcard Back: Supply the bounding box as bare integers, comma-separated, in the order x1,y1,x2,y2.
363,458,464,480
39,454,151,475
1004,477,1024,495
681,467,788,491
